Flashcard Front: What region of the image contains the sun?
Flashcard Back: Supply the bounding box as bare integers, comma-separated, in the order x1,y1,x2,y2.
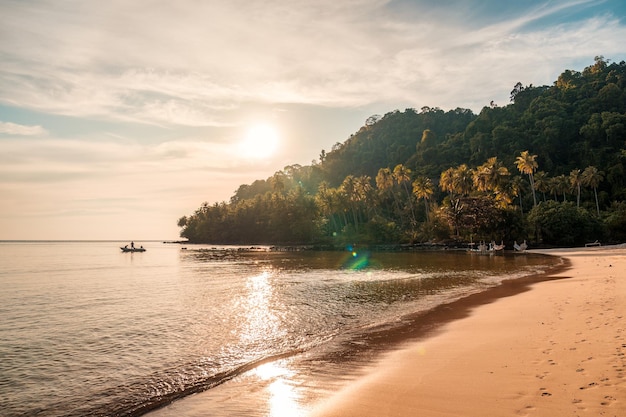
239,124,280,159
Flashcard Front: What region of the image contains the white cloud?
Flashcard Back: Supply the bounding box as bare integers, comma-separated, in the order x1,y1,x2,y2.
0,121,47,136
1,0,624,125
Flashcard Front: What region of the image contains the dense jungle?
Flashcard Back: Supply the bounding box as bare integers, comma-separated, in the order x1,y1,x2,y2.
178,57,626,248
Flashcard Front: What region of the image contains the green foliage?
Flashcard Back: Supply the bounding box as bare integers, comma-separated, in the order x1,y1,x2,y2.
179,58,626,246
603,202,626,243
527,201,604,246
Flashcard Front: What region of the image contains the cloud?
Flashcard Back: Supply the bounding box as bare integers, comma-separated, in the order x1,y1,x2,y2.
0,121,47,136
1,0,624,127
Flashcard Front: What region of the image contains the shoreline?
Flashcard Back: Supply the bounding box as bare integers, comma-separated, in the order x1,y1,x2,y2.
307,244,626,417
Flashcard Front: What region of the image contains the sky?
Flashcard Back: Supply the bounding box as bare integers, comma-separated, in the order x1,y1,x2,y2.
1,0,626,241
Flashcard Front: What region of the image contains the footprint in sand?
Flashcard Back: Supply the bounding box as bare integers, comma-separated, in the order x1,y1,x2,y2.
579,382,598,390
601,395,615,406
539,388,552,397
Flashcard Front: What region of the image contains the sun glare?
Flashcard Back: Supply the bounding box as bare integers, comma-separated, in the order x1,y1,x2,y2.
239,124,279,159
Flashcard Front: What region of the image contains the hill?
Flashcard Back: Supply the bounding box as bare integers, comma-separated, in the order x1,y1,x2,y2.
178,57,626,247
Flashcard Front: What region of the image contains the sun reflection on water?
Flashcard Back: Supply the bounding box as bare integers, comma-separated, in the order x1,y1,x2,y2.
254,362,305,417
238,271,285,345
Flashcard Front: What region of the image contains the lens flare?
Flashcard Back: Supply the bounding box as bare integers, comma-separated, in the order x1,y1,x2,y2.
340,248,371,270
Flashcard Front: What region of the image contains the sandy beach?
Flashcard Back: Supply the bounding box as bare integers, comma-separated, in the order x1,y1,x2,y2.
308,245,626,417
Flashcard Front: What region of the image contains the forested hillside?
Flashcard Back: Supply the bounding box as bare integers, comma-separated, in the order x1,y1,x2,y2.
178,57,626,247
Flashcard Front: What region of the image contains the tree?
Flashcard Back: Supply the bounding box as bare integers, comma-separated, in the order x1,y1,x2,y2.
376,167,395,191
473,157,510,194
509,175,526,214
550,175,570,202
528,201,604,246
439,167,456,198
533,171,549,202
340,175,360,233
393,164,416,226
569,169,582,207
581,166,604,215
412,176,434,220
515,151,539,207
270,171,286,195
510,81,524,103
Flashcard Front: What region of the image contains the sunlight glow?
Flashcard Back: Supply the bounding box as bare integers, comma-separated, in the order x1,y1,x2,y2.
254,362,305,417
238,124,279,159
238,271,284,345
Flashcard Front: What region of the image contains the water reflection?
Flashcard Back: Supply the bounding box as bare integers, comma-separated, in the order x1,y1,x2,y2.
238,271,284,347
254,362,305,417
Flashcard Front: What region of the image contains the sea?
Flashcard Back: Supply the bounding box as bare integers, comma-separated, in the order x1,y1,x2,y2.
0,241,563,417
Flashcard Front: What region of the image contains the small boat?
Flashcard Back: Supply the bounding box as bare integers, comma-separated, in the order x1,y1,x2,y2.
120,247,146,253
468,241,493,255
513,240,527,252
491,240,505,251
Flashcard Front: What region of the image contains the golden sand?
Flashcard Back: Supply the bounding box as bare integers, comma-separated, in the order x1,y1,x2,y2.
308,245,626,417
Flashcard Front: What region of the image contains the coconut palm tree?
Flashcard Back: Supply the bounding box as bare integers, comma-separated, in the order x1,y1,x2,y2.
375,167,393,190
316,181,342,233
473,157,510,194
439,167,456,198
340,175,360,233
455,164,474,196
510,175,527,214
393,164,416,226
569,169,582,207
581,166,604,215
440,164,474,198
376,167,399,214
355,175,374,218
412,176,434,220
533,171,549,202
554,174,570,201
515,151,538,207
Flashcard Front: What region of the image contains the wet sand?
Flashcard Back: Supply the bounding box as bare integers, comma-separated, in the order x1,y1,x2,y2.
308,245,626,417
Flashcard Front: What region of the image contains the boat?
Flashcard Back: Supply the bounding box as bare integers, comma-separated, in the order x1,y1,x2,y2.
468,241,493,255
120,247,146,253
491,240,505,251
513,240,527,252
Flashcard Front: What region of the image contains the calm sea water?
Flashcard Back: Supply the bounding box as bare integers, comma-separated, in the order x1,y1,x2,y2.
0,241,560,417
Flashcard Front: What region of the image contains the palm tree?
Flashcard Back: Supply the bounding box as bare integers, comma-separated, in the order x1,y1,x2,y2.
515,151,538,207
439,167,456,198
376,167,394,191
376,167,399,214
554,174,570,201
510,175,527,214
473,157,510,194
533,171,549,202
455,164,474,196
355,175,374,218
393,164,416,226
439,164,474,198
412,176,434,220
340,175,360,233
316,181,342,233
569,169,582,207
581,166,604,215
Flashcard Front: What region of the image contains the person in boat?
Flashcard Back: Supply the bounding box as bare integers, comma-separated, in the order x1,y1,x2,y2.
124,245,128,249
131,241,135,249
